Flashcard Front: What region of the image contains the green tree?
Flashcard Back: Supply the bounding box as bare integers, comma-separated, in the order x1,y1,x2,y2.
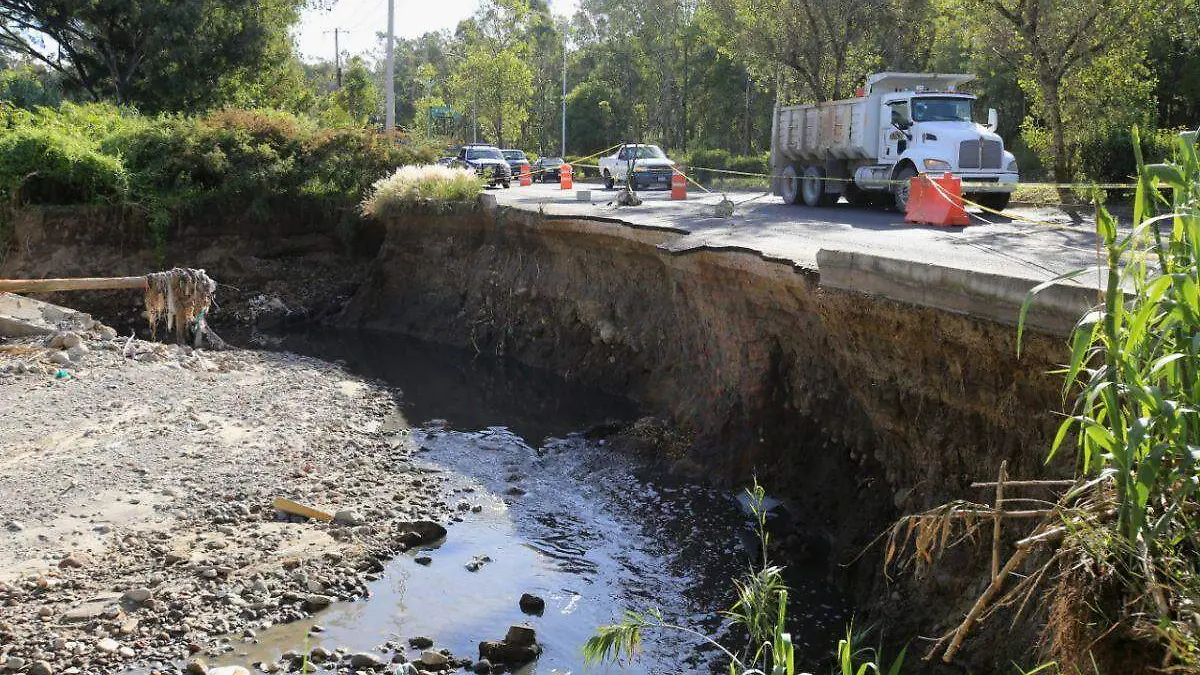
960,0,1153,180
0,0,307,112
0,64,60,109
333,56,381,125
448,47,532,147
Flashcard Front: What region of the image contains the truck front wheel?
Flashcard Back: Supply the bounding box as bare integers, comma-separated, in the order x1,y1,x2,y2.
780,165,802,204
892,165,918,212
603,171,615,190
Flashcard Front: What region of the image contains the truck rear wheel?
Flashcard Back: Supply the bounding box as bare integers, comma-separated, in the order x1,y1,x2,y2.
780,165,802,205
892,165,918,212
801,166,838,207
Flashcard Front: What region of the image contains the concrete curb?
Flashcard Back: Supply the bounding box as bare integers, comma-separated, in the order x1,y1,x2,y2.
815,249,1097,336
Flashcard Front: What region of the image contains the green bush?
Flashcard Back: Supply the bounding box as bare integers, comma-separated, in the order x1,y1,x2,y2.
1074,126,1180,184
728,153,769,176
0,127,126,204
686,147,731,183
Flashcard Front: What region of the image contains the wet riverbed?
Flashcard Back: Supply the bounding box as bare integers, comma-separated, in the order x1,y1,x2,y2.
220,330,849,673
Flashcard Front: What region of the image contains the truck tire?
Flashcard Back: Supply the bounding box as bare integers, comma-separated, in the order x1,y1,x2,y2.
801,166,839,206
603,170,615,190
892,164,918,212
973,193,1011,212
780,165,802,205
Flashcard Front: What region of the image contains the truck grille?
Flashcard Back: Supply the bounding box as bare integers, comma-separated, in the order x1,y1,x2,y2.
958,139,1003,169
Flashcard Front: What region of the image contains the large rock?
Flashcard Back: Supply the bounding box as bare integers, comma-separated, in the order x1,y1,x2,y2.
478,625,542,666
348,652,383,670
333,510,365,526
518,593,545,615
396,521,447,549
418,650,448,668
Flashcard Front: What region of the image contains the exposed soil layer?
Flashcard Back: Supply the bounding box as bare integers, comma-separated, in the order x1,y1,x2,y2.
338,205,1074,671
0,206,379,333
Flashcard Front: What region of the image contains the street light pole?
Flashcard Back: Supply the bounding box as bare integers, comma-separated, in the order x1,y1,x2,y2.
384,0,395,132
560,31,567,157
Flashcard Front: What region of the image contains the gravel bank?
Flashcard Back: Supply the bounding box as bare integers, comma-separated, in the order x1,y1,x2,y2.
0,327,452,674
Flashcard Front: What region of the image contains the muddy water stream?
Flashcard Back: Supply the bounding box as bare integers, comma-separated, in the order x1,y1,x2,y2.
222,331,849,673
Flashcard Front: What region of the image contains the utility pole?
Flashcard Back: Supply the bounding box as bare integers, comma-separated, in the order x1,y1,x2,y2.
561,30,567,157
384,0,396,132
323,28,345,89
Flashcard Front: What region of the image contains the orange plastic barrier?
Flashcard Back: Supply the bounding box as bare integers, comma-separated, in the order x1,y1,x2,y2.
670,171,687,200
905,172,969,227
560,164,573,190
518,163,532,187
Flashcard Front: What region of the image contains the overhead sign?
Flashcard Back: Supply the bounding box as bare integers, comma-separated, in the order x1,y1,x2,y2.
429,106,455,120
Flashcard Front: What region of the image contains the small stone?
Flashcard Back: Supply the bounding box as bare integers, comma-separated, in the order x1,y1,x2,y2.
49,351,72,366
29,660,53,675
309,647,334,662
309,625,325,633
408,636,434,649
472,659,492,674
305,594,333,611
118,646,136,658
67,344,89,362
207,668,250,675
419,650,448,668
96,637,120,653
123,587,153,604
5,656,26,671
414,556,432,566
333,510,365,526
505,625,537,647
6,520,23,532
349,652,383,669
59,332,83,349
519,593,545,615
59,552,91,569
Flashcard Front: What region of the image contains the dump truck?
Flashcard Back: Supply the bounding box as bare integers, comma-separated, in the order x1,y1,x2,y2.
770,72,1018,211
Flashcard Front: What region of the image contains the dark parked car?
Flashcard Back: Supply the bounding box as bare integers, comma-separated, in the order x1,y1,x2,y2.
501,149,530,174
532,157,564,182
454,144,512,188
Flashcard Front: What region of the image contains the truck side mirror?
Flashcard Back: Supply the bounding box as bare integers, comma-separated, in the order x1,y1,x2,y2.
986,108,998,132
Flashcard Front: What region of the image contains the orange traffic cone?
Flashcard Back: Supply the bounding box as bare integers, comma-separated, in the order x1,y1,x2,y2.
560,164,573,190
519,163,532,187
904,172,969,227
670,171,687,200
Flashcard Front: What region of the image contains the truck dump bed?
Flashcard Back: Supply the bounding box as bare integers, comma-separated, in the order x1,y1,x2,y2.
774,97,877,164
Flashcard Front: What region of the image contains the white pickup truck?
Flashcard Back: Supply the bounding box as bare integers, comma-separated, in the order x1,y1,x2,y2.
598,143,677,190
771,72,1018,210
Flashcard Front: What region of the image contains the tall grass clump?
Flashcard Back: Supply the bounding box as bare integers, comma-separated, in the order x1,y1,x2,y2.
1014,127,1200,668
360,164,485,218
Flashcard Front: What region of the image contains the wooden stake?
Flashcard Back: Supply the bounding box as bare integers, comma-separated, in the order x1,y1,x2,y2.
991,460,1007,580
971,479,1076,489
0,277,147,293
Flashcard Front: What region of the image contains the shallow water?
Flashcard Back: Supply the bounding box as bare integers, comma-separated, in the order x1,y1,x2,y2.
218,330,849,673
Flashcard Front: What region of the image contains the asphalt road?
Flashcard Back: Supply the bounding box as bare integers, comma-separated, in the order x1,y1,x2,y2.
492,181,1106,284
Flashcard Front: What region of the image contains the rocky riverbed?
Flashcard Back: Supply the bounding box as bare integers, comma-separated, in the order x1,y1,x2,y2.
0,325,457,674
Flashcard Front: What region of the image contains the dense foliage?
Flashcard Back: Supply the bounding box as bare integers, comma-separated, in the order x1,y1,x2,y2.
0,103,437,231
360,165,486,217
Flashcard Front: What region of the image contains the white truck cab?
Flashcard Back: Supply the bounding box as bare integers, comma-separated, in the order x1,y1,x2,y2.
598,144,677,191
771,73,1018,210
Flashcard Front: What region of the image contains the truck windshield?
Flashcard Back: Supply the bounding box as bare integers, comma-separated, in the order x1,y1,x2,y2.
629,146,666,159
466,147,504,160
503,150,526,161
911,98,974,123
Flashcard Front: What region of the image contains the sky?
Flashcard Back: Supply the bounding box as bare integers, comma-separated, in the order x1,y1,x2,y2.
294,0,578,63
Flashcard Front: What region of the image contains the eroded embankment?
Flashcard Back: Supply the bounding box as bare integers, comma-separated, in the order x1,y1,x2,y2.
0,205,381,331
339,204,1071,670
